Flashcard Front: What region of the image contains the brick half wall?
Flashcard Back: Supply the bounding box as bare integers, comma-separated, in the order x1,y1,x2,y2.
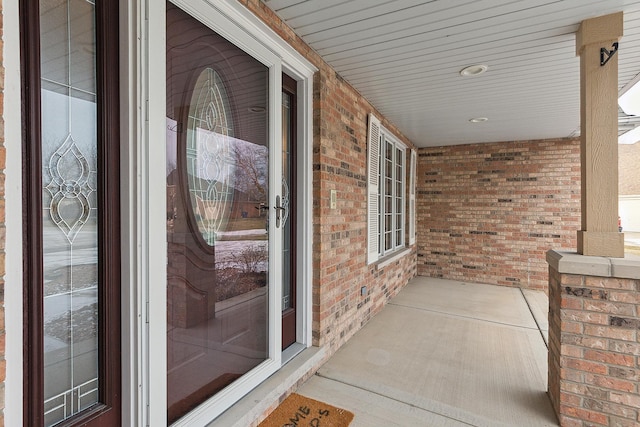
547,251,640,427
417,138,580,291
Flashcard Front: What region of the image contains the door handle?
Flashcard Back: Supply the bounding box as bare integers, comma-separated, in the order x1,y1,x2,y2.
274,195,286,228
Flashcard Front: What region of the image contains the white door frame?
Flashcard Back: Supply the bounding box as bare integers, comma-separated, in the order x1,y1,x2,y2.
4,0,25,424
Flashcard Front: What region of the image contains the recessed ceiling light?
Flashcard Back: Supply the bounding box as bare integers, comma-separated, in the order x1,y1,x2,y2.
469,117,489,123
248,106,266,113
460,64,488,76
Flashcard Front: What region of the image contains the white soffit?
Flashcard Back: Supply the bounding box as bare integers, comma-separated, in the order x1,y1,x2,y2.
264,0,640,147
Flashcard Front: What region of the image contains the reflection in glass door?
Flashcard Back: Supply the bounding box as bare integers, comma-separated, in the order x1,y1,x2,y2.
166,3,270,423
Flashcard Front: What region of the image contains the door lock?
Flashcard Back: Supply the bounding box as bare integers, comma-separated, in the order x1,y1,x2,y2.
274,195,286,228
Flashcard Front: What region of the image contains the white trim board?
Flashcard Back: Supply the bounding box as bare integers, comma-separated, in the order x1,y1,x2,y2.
4,0,25,424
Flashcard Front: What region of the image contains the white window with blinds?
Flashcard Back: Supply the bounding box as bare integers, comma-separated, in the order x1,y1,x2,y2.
367,113,408,264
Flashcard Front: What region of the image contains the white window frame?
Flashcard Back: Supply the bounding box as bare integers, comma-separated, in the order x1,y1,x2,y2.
380,133,406,256
409,149,417,245
4,0,25,425
367,114,408,264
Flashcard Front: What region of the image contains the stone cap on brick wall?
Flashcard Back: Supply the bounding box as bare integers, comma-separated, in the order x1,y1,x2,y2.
546,250,640,279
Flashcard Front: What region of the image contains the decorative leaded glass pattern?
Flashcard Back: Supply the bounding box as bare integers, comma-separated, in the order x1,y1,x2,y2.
45,134,94,243
186,68,235,245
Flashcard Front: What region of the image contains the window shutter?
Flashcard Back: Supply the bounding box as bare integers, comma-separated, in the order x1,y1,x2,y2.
409,149,417,245
367,114,381,264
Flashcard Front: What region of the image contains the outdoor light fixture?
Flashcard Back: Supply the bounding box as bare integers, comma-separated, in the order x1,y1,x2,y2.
469,117,489,123
460,64,488,76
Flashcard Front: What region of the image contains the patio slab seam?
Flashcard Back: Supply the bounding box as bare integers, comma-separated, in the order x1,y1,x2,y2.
519,289,549,349
387,300,541,332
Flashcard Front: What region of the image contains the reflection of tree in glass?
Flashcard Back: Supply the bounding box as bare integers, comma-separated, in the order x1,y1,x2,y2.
234,244,267,273
215,244,267,301
233,143,267,203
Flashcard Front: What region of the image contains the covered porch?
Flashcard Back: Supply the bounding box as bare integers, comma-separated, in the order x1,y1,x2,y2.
216,277,555,426
298,277,554,426
3,1,640,426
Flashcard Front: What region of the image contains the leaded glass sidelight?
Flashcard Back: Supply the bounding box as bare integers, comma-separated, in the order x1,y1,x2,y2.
281,91,292,311
40,0,99,424
24,0,119,425
281,77,297,350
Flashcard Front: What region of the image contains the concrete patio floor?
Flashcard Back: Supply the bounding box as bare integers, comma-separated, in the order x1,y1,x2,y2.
296,277,558,426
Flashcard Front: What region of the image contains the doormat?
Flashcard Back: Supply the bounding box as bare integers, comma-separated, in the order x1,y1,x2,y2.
258,393,354,427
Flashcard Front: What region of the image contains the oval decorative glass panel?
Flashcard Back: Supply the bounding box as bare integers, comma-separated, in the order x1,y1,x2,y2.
186,68,235,246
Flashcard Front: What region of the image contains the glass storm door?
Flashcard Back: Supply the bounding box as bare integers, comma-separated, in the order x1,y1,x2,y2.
166,3,276,423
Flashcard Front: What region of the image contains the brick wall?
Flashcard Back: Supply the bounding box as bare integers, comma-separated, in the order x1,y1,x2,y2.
417,138,580,291
0,0,5,423
311,69,417,349
237,0,417,354
548,264,640,427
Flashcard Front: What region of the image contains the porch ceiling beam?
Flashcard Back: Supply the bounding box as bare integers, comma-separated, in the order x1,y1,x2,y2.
576,12,625,257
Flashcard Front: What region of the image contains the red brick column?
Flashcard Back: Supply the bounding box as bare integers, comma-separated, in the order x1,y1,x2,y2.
547,251,640,427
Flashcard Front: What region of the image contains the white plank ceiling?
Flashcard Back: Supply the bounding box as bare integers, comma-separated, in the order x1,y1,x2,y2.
263,0,640,147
